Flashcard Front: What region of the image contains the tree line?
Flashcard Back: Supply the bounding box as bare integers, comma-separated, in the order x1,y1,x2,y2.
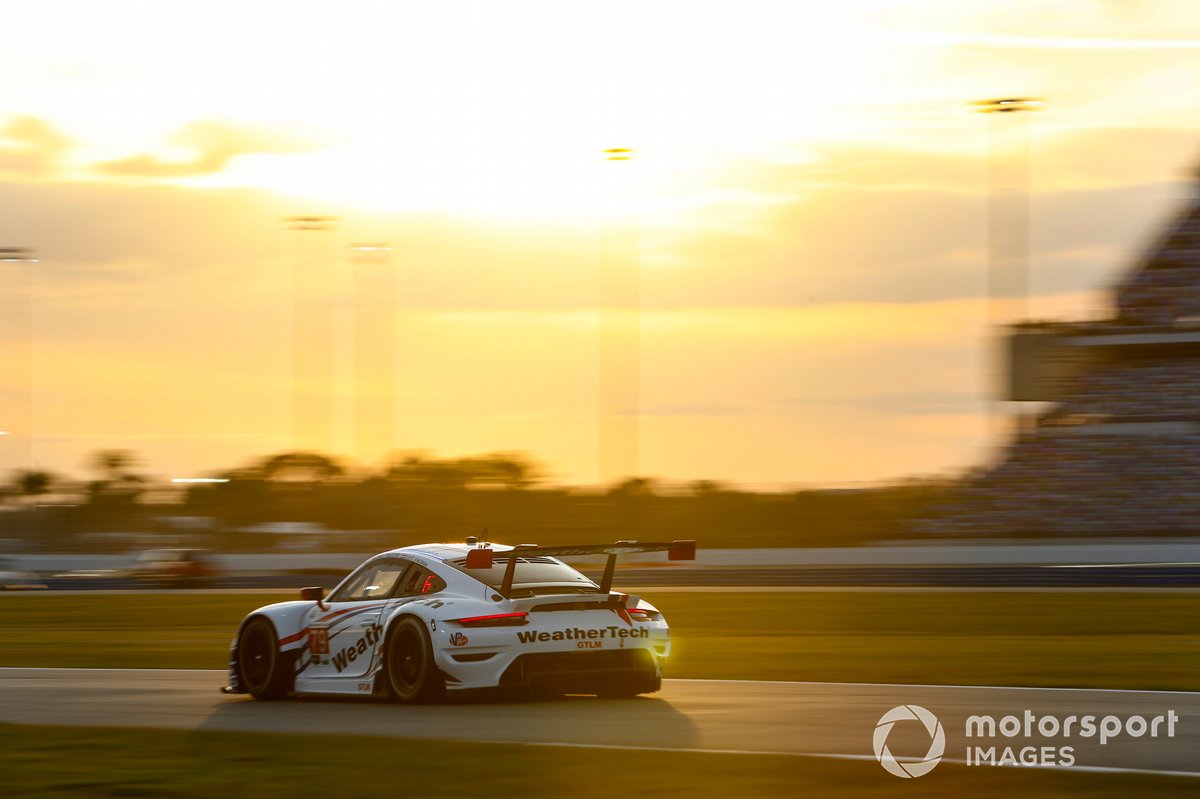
0,449,953,552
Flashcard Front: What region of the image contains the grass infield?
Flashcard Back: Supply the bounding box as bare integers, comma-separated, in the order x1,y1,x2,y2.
2,724,1197,799
0,590,1196,689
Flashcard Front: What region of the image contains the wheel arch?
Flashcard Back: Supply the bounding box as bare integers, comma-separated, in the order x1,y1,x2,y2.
377,609,447,702
380,608,439,660
234,614,297,698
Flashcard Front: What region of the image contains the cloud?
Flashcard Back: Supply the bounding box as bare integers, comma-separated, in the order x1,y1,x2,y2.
737,128,1199,196
94,120,318,178
0,179,291,277
0,123,1190,325
786,390,982,416
892,31,1200,51
642,403,747,417
645,127,1194,310
0,116,72,178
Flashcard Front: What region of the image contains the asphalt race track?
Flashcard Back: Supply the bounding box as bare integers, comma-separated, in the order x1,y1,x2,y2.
1,668,1196,777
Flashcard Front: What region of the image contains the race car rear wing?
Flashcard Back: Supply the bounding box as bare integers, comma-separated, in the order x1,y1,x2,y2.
466,540,697,597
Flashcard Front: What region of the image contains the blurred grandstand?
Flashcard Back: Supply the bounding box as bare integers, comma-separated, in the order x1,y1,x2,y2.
921,174,1200,536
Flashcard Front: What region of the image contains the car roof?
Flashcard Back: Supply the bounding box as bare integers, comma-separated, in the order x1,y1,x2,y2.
379,542,519,562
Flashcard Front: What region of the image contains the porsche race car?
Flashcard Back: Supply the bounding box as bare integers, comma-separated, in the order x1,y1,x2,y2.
224,538,696,702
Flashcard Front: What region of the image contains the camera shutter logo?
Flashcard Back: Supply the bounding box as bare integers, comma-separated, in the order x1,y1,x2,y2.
873,705,945,778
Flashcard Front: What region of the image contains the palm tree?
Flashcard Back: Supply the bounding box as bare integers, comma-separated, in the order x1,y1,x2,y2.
89,449,138,482
16,470,54,497
258,451,344,483
5,469,57,505
84,449,145,507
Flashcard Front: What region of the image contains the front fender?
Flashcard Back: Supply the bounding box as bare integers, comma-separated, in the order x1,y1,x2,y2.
225,600,316,694
239,600,315,652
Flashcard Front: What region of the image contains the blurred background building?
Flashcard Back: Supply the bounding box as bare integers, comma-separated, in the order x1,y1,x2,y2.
921,164,1200,535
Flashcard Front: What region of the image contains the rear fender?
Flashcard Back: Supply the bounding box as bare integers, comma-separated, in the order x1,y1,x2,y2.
377,598,485,689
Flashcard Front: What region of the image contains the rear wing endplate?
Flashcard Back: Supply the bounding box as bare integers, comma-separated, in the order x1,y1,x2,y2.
466,540,697,597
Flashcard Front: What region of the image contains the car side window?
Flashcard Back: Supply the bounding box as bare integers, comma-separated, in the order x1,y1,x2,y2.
329,559,411,602
398,566,446,597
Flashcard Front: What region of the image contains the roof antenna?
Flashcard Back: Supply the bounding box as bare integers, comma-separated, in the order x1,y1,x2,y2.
481,528,489,543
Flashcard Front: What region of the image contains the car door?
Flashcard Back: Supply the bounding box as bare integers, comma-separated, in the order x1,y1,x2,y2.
301,557,411,683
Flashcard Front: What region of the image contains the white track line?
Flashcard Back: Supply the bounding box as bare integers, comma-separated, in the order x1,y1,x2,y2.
786,752,1200,780
3,669,1197,778
367,739,1200,779
674,678,1200,695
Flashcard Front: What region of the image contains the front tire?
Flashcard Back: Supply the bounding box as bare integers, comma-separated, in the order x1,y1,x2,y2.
383,617,444,704
236,617,290,700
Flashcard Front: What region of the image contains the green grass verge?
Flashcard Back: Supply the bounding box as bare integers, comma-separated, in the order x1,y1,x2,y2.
3,724,1197,799
0,591,1196,689
652,591,1200,690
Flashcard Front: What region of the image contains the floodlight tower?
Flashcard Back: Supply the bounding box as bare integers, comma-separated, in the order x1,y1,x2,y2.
974,98,1044,325
0,247,39,471
285,216,339,455
973,98,1045,441
598,147,641,485
349,242,396,466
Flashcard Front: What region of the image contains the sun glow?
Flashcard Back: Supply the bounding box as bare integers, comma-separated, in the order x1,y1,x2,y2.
211,139,648,221
6,1,878,219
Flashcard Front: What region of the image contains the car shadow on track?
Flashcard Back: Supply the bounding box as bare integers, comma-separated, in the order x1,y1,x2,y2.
202,687,701,750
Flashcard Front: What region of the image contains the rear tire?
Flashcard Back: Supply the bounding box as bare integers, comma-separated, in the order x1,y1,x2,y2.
236,617,290,700
384,617,444,704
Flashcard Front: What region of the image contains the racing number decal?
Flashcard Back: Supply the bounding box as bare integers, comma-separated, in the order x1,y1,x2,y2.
308,626,330,655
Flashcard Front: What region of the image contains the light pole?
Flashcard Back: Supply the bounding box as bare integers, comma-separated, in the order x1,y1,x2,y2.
973,98,1045,442
284,216,338,455
349,242,396,466
598,148,640,485
0,247,38,472
973,98,1044,325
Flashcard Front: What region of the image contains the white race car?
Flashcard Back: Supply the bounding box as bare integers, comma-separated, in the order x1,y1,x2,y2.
224,538,696,702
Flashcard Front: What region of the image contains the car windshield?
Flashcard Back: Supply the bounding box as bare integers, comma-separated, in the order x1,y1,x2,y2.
453,555,599,593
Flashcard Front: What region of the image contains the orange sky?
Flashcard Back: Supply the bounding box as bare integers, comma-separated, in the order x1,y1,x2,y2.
0,1,1198,486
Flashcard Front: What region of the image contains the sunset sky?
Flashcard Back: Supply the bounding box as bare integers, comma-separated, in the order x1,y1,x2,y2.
1,0,1198,487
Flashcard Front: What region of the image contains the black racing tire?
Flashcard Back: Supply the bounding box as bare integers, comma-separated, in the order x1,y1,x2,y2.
236,617,290,700
383,617,444,704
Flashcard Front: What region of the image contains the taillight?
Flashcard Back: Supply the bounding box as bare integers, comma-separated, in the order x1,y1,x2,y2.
453,612,529,628
626,608,661,622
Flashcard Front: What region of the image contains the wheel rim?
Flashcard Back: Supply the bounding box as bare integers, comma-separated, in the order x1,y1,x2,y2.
390,627,424,692
241,624,272,690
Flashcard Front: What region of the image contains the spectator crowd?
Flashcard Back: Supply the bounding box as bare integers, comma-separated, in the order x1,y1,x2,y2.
919,194,1200,535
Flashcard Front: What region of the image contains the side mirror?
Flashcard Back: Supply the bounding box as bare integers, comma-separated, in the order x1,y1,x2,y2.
465,548,494,569
300,586,327,601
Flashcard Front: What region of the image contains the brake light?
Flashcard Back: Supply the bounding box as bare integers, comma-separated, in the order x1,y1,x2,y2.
668,540,696,561
453,612,529,628
626,608,661,622
465,548,494,569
